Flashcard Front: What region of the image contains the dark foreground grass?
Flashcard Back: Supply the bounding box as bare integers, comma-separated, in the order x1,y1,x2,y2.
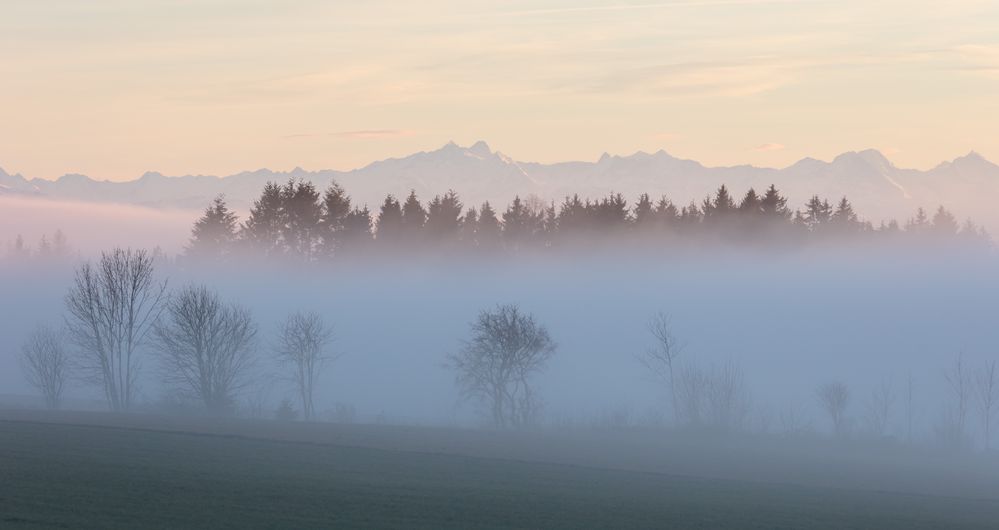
1,420,998,529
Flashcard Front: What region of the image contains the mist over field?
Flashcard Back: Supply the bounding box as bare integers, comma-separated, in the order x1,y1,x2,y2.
3,245,997,442
0,195,195,255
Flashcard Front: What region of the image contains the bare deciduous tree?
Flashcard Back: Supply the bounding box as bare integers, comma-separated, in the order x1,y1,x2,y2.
153,285,257,413
277,312,334,421
864,379,895,438
816,381,850,436
676,362,707,426
779,402,813,437
65,248,167,411
448,304,556,428
905,371,915,444
20,325,69,409
942,352,972,444
674,360,751,431
638,312,684,424
705,360,752,432
976,360,998,451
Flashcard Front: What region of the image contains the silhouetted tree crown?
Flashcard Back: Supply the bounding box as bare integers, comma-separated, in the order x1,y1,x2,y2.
187,195,239,260
401,190,427,238
280,179,323,259
242,182,285,256
376,195,404,244
448,304,556,427
320,181,352,255
477,201,502,249
761,184,791,220
426,190,464,242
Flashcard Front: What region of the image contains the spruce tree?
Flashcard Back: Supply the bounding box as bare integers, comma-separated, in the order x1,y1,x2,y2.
52,229,69,258
341,206,374,251
37,235,52,258
830,197,859,233
502,196,533,250
375,194,403,244
701,185,736,234
760,185,790,220
477,201,502,250
654,196,679,230
425,190,463,242
541,202,558,247
959,219,977,239
401,190,427,239
187,195,239,261
698,196,714,228
804,195,833,231
712,185,735,215
931,206,958,236
738,188,762,216
680,201,703,229
242,182,285,256
633,193,655,227
597,193,629,229
958,220,989,247
281,179,323,260
557,194,588,237
734,188,766,239
320,180,352,255
905,207,930,234
460,207,479,246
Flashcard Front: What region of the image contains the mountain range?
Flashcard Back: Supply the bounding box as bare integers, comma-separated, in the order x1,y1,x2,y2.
3,141,998,231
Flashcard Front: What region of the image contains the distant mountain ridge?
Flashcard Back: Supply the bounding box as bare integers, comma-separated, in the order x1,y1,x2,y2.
2,142,998,231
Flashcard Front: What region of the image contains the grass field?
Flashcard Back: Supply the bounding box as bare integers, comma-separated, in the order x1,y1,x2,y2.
2,415,999,529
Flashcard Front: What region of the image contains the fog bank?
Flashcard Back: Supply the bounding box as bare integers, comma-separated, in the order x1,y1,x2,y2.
3,249,998,448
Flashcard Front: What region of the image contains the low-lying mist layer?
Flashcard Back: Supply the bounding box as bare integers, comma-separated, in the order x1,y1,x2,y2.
3,248,998,453
0,195,195,255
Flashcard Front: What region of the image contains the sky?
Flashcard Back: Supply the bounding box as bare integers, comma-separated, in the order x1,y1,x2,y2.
2,0,998,181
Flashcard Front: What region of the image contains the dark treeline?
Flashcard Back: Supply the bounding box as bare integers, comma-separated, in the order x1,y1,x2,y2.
185,180,991,262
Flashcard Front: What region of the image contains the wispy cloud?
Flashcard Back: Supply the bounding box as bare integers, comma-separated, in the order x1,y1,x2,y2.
951,44,999,78
283,129,417,140
495,0,804,17
580,60,798,98
754,143,785,152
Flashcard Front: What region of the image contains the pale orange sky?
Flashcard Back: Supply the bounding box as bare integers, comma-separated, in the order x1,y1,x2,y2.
2,0,998,181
